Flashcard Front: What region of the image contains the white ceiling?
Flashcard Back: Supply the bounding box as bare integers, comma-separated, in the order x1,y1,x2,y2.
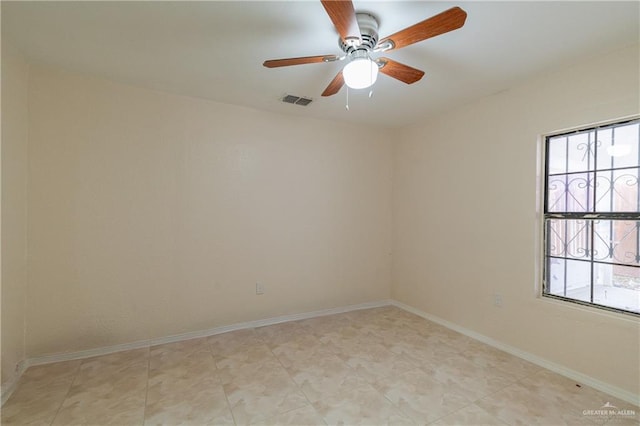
3,1,639,128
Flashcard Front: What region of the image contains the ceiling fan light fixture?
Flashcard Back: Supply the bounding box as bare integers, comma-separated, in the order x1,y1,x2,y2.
343,56,378,89
263,3,468,97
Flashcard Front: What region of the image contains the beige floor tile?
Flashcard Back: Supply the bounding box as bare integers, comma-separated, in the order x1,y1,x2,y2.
52,396,146,426
1,360,81,425
53,372,147,426
254,321,310,347
83,347,149,365
2,382,71,426
18,359,81,384
253,404,327,426
426,354,517,401
208,329,264,358
68,361,148,396
346,306,396,319
379,332,462,368
346,353,416,385
215,341,274,362
4,307,636,426
311,377,416,426
383,315,435,332
430,403,510,425
518,370,640,424
349,321,398,337
53,389,147,425
530,370,634,406
286,353,356,402
332,335,394,364
224,367,308,425
375,324,435,343
52,349,149,426
144,372,233,425
149,337,212,369
73,348,149,385
343,309,408,335
216,345,283,386
270,334,335,369
605,414,640,426
461,342,543,379
300,314,358,337
145,343,233,425
149,349,218,383
317,325,366,348
476,380,607,426
372,367,472,424
432,328,477,347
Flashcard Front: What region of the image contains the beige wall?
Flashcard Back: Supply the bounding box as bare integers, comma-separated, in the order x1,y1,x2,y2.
1,41,29,384
393,45,640,395
25,66,393,357
4,39,638,399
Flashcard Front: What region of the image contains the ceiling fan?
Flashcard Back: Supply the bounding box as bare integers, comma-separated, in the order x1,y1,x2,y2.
263,1,467,97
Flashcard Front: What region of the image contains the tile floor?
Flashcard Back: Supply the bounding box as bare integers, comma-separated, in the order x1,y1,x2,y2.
2,306,638,425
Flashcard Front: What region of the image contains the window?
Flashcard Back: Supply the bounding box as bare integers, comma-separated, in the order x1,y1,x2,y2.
543,118,640,315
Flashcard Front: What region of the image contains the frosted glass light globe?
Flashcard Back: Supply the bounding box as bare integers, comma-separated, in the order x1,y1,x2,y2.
343,58,378,89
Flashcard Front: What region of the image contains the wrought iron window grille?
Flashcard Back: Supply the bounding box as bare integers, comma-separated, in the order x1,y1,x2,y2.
543,118,640,316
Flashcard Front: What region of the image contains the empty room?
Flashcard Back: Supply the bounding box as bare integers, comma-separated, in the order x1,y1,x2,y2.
1,1,639,425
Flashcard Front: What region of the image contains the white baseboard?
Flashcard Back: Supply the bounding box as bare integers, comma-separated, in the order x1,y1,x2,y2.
390,300,639,406
1,299,392,406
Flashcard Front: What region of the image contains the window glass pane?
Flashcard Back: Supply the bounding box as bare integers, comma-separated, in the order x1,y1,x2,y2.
547,258,591,302
547,257,566,295
593,220,640,266
546,175,566,212
596,123,640,170
547,172,593,212
547,136,567,175
595,168,639,212
547,219,590,260
566,131,596,173
595,127,614,170
593,263,640,314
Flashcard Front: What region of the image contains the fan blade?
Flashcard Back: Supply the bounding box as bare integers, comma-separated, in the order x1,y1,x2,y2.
378,6,467,51
321,0,361,43
321,71,344,97
378,58,425,84
263,55,339,68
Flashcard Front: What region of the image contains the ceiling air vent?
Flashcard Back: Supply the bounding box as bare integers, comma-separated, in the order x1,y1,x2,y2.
282,94,313,106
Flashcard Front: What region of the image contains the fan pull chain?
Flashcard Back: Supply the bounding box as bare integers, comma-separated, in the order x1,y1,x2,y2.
369,59,374,98
345,86,349,111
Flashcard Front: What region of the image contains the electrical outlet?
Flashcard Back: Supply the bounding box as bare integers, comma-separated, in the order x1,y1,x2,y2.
256,282,265,295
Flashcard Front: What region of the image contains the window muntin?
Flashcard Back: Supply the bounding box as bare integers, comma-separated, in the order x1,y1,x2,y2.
543,119,640,315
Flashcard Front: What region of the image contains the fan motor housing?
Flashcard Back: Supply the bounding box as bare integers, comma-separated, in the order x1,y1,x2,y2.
339,13,379,54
